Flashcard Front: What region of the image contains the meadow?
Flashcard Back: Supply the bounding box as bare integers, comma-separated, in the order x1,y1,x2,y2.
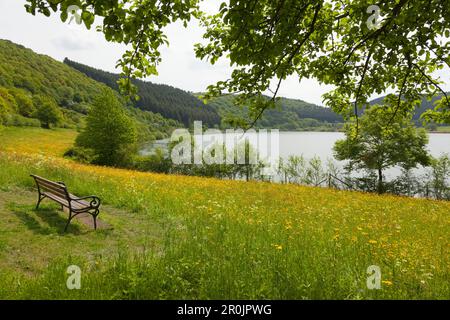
0,127,448,299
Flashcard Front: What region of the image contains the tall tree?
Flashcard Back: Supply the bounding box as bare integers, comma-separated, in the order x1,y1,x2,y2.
76,90,137,166
24,1,450,125
33,95,62,129
334,105,431,193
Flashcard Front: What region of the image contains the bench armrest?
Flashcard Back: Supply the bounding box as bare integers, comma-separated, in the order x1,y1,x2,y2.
71,195,101,208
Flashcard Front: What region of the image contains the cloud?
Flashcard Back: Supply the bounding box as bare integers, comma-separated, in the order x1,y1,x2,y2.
51,31,96,51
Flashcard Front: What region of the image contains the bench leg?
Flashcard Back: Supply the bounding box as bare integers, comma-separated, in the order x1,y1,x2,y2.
64,211,73,232
35,194,45,210
92,209,99,230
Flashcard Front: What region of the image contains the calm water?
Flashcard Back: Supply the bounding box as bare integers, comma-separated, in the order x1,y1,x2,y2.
142,132,450,177
276,132,450,178
278,132,450,160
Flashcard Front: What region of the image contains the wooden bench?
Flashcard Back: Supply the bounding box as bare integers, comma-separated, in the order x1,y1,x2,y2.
31,175,101,232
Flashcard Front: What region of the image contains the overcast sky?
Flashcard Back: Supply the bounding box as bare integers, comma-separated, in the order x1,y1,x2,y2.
0,0,448,106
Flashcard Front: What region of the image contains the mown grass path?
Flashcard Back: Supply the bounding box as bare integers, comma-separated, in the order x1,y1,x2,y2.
0,187,165,273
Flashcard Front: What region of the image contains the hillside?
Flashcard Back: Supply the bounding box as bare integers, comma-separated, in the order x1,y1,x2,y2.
64,58,221,128
0,39,181,140
0,127,448,299
0,39,105,127
63,59,347,131
202,93,449,131
0,41,103,106
370,94,450,119
369,94,450,127
205,95,343,130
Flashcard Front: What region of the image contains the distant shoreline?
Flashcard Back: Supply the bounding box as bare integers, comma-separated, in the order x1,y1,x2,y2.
204,129,450,134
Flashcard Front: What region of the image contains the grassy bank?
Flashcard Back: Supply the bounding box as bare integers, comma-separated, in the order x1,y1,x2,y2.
434,126,450,133
0,127,448,299
0,126,77,157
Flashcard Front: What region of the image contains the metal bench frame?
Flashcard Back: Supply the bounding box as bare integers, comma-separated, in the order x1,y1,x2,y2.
31,175,101,232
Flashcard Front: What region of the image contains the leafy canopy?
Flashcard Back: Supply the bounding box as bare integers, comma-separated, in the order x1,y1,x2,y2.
334,104,431,192
9,88,36,118
76,89,137,166
24,0,450,126
33,95,63,129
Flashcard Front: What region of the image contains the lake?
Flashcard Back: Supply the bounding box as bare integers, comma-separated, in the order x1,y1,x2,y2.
277,132,450,179
278,131,450,160
141,131,450,178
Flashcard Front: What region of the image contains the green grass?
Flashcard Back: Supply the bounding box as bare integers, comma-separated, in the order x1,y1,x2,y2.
0,126,77,156
0,127,449,299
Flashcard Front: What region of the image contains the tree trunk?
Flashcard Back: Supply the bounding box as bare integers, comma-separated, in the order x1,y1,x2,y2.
377,168,384,194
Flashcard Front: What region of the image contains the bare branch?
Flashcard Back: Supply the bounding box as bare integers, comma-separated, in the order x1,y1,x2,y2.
353,43,375,134
386,63,412,127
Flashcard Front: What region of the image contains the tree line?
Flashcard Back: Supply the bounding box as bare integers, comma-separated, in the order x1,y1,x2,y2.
205,95,344,131
64,58,221,128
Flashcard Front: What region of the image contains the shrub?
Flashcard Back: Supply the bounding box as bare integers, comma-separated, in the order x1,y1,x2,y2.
8,88,35,117
4,113,40,127
33,95,63,129
133,149,172,173
423,155,450,200
63,146,97,164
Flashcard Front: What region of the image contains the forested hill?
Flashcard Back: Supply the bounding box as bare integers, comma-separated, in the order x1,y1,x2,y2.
0,39,113,129
204,95,343,131
0,40,105,110
0,38,341,134
0,39,182,140
369,94,450,121
64,58,221,127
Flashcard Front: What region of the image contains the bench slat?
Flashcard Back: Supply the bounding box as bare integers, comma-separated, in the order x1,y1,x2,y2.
33,176,66,190
43,192,69,207
71,198,91,210
43,192,91,211
31,175,65,186
37,182,68,198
